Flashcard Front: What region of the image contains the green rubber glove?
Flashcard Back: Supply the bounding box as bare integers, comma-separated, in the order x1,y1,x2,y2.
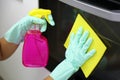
4,15,55,44
50,27,96,80
41,14,55,32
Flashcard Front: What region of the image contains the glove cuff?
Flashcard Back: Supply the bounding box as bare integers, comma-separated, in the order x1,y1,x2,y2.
50,59,79,80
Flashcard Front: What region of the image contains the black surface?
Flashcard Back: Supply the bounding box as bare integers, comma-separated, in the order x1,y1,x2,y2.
39,0,120,80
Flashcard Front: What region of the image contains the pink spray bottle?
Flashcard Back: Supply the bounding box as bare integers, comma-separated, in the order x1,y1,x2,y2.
22,9,52,67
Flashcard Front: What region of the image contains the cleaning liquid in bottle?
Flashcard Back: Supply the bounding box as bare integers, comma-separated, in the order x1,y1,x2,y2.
22,24,49,67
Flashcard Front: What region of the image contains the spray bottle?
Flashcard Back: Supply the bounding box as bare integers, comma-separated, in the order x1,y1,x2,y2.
22,9,53,67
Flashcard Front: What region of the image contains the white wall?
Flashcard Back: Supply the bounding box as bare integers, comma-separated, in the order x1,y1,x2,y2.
0,0,50,80
0,0,38,37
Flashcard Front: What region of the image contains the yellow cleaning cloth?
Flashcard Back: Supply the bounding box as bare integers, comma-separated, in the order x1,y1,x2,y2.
64,14,107,78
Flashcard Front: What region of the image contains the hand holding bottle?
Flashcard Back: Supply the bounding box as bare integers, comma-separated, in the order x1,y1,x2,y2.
4,9,55,44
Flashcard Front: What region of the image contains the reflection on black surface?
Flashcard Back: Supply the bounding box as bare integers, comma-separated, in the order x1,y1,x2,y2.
78,0,120,10
40,0,120,80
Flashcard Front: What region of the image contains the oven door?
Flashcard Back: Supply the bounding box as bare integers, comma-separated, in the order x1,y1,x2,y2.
40,0,120,80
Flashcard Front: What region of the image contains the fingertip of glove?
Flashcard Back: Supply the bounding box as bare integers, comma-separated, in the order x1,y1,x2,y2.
48,14,55,26
88,37,93,42
49,20,55,26
91,49,96,55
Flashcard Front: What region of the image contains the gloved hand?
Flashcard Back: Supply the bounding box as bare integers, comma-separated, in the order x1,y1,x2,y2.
4,15,55,44
50,27,96,80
